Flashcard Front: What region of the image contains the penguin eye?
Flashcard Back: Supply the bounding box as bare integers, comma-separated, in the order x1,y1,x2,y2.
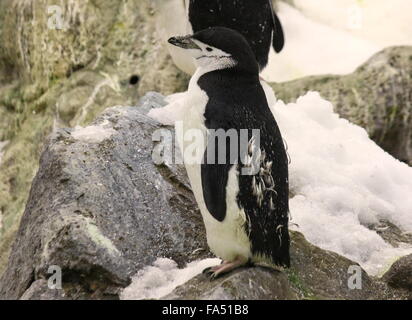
206,47,213,52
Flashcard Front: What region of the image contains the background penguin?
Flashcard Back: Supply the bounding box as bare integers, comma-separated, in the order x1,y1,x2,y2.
187,0,284,70
168,27,290,277
155,0,284,75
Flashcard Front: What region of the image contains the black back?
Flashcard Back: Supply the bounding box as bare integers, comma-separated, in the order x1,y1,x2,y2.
188,0,285,70
198,69,290,267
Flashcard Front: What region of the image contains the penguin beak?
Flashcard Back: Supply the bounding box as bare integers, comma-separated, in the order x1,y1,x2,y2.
168,35,200,50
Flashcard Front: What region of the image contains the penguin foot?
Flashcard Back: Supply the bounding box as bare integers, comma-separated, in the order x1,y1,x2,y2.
202,258,248,280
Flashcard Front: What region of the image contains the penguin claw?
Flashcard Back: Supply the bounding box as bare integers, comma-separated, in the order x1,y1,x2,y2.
206,270,221,281
209,273,218,281
203,259,249,280
202,266,222,280
202,267,212,274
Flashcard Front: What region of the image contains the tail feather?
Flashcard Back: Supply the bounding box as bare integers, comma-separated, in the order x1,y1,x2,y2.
272,12,285,53
269,0,285,53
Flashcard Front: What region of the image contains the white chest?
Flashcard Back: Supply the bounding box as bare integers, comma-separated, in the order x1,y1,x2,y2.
175,71,251,261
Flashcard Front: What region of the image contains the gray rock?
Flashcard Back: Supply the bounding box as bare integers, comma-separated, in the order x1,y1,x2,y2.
165,267,298,300
0,97,208,299
288,231,380,300
271,46,412,165
368,220,412,248
20,280,67,300
137,91,168,114
166,231,406,300
383,254,412,291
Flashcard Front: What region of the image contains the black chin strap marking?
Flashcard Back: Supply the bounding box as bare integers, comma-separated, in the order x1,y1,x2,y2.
196,55,232,60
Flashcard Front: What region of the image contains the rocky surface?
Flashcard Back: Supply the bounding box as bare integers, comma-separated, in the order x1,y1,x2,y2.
271,46,412,165
369,220,412,248
0,96,208,299
165,267,298,300
0,93,410,300
383,254,412,291
0,0,189,277
166,231,410,300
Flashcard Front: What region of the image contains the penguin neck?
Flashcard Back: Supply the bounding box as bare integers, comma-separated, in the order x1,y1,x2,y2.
191,64,259,89
198,67,259,86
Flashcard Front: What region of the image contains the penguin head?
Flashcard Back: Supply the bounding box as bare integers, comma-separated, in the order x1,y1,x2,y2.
168,27,259,75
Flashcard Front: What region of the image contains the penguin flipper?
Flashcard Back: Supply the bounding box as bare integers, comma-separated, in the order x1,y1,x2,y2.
201,161,232,223
269,1,285,53
201,133,233,223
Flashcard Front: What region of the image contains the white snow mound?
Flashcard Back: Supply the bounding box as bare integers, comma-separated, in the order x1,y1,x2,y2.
262,1,412,82
71,120,116,143
120,258,221,300
271,92,412,275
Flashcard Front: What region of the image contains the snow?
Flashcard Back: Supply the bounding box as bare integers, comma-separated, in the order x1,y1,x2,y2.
270,92,412,275
120,258,221,300
293,0,412,48
262,1,412,82
147,92,188,126
71,120,116,143
155,0,196,75
262,2,379,82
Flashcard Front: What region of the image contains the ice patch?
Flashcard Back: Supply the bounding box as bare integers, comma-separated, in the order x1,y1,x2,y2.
120,258,221,300
271,92,412,275
71,120,116,143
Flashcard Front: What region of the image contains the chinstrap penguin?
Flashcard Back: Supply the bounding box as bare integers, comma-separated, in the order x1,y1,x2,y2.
169,27,290,278
156,0,285,75
187,0,284,71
